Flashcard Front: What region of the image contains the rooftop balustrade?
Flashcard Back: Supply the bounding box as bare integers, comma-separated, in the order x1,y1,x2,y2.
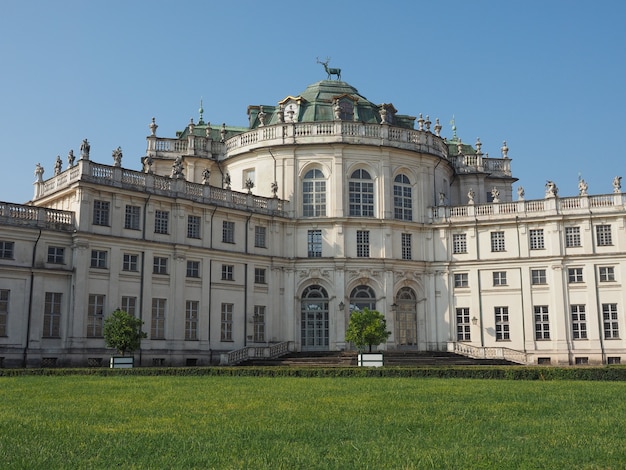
0,201,75,231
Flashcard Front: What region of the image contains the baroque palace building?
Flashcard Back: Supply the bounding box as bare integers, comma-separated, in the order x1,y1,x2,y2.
1,76,625,367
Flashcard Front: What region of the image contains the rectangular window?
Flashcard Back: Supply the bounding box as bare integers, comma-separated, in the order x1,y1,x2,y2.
0,289,9,336
307,230,322,258
456,308,471,341
603,303,619,339
357,230,370,258
495,306,510,341
221,264,234,281
151,298,166,339
565,226,581,248
121,296,137,316
255,267,266,284
401,233,412,260
255,226,267,248
153,256,168,275
529,229,544,250
187,215,201,239
186,260,200,278
185,300,199,340
534,306,550,340
493,271,507,286
47,246,65,264
254,305,265,342
568,267,583,283
491,231,505,252
87,294,105,337
571,305,587,340
93,200,110,226
0,241,14,259
596,225,612,246
222,221,235,243
599,266,615,282
221,303,233,341
154,210,169,234
454,273,469,288
124,205,141,230
453,234,467,254
122,253,139,272
43,292,62,338
531,269,547,285
90,250,107,269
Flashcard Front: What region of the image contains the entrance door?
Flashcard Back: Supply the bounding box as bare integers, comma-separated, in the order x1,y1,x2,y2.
395,287,418,347
301,285,329,351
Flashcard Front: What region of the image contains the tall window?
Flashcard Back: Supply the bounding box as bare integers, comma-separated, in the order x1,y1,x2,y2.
0,241,14,259
151,298,166,339
356,230,370,258
453,234,467,254
90,250,107,269
495,307,510,340
154,210,169,234
529,229,544,250
302,169,326,217
393,174,412,221
0,289,9,336
93,200,110,226
454,273,469,288
603,304,619,339
491,231,505,252
47,246,65,264
222,221,235,243
87,294,105,337
185,300,199,340
596,225,612,246
186,260,200,278
493,271,507,286
121,296,137,316
124,205,140,230
565,226,581,247
153,256,168,275
349,169,374,216
401,233,412,260
571,305,587,339
123,253,139,272
456,308,471,341
599,266,615,282
43,292,62,338
254,268,266,284
221,264,234,281
531,269,547,285
187,215,201,239
254,305,265,342
534,306,550,340
568,267,583,283
221,303,233,341
307,230,322,258
255,226,267,248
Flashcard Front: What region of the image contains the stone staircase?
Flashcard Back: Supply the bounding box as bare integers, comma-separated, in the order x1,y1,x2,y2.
240,350,516,367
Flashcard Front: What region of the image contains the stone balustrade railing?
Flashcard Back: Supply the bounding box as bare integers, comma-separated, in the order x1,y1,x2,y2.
33,160,287,217
220,341,293,365
451,342,528,364
434,193,626,222
0,201,75,230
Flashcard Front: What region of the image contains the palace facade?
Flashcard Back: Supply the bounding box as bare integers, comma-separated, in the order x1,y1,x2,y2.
1,78,624,367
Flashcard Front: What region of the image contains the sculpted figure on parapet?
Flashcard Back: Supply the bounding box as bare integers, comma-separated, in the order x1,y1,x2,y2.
545,180,558,198
613,176,622,193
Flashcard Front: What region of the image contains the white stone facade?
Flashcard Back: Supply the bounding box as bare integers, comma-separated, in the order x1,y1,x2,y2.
0,79,624,367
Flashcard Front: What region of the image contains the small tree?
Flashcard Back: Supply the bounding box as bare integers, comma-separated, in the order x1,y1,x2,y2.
103,309,147,356
345,307,392,353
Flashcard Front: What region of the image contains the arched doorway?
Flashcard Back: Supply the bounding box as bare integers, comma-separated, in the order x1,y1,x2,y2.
349,285,376,312
395,287,418,348
301,285,329,351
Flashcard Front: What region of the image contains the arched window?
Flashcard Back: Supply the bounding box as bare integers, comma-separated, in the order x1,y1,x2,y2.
301,285,329,350
395,287,417,346
349,169,374,217
303,169,326,217
349,285,376,312
393,174,412,221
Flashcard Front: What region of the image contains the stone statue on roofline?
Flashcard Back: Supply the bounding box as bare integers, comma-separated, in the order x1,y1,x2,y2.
67,149,75,168
34,163,44,182
143,155,153,173
613,176,622,193
223,172,231,189
80,139,90,160
578,178,588,196
491,187,500,203
202,168,210,185
517,186,525,201
171,156,184,179
467,188,475,205
112,147,123,167
545,180,558,198
54,156,62,176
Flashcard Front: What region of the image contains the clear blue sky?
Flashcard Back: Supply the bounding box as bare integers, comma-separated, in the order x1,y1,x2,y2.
1,0,624,203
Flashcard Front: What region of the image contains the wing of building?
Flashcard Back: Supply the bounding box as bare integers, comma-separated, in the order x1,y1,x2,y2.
1,77,624,367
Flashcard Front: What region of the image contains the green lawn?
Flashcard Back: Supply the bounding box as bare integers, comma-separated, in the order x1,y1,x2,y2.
1,375,625,469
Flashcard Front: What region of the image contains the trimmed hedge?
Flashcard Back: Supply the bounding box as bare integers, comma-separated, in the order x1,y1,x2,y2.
1,365,626,380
